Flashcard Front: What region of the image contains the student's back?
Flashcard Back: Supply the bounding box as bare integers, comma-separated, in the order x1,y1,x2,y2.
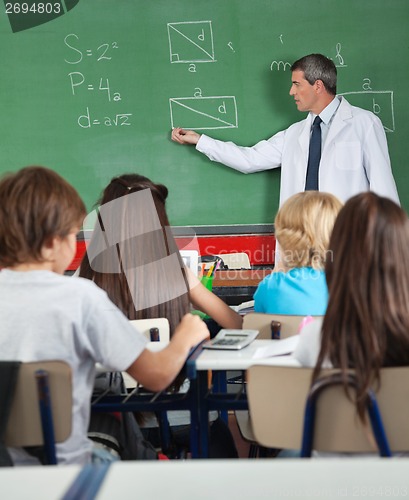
0,166,209,465
0,270,148,464
79,174,242,333
254,191,342,315
295,192,409,424
79,173,240,458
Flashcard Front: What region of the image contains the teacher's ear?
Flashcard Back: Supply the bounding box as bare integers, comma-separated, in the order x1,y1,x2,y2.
314,79,326,94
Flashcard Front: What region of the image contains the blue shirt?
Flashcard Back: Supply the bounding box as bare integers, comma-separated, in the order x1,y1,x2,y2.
314,95,341,148
254,267,328,315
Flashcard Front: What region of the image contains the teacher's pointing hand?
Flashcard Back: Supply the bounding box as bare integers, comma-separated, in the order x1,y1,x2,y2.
171,127,201,145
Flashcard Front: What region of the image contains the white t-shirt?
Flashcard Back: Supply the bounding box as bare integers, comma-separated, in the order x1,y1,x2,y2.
292,317,329,367
0,269,147,465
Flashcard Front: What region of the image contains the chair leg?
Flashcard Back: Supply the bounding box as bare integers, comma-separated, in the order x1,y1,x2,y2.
259,447,281,458
248,445,280,458
248,443,259,458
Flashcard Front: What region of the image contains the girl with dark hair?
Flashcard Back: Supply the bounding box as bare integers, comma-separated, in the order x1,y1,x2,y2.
79,173,242,333
294,192,409,422
79,173,241,458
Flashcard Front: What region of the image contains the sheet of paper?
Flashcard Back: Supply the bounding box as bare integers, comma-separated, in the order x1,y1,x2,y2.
252,335,300,359
230,300,255,314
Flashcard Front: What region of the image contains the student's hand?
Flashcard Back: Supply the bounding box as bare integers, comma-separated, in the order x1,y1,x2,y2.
126,313,209,392
171,127,201,145
173,313,210,348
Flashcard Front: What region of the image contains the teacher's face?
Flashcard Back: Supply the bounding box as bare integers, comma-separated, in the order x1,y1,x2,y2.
289,70,318,113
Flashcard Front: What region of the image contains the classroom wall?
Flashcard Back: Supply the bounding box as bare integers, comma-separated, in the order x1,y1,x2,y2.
1,0,408,227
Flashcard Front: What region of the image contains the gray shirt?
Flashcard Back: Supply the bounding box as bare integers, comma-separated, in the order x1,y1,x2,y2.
0,269,147,464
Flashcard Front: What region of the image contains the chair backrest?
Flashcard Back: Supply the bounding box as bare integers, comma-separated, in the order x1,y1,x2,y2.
247,365,313,450
247,365,409,454
129,318,170,344
5,360,72,449
243,313,322,339
216,252,251,270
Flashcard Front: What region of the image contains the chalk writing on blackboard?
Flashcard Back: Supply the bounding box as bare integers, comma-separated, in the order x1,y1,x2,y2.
339,90,395,132
64,33,119,64
167,21,216,63
270,60,291,71
334,42,347,68
363,79,372,91
169,96,238,130
68,72,121,102
77,107,132,129
63,33,131,129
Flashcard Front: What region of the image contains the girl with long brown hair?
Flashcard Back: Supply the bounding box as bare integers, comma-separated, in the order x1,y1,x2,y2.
79,173,240,458
294,192,409,421
79,173,242,333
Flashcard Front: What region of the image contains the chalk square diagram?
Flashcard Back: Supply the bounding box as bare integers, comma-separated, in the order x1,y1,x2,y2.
167,20,216,63
340,91,395,132
169,96,238,130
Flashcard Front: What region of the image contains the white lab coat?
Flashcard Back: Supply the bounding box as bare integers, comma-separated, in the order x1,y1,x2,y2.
196,96,399,206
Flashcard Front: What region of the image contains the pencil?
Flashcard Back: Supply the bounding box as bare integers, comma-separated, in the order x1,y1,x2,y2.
211,259,221,277
207,262,216,277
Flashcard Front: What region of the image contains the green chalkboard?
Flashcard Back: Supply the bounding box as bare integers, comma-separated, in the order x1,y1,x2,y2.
1,0,408,225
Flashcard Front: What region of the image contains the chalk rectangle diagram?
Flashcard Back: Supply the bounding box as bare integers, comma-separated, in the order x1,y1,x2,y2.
167,21,216,63
169,96,238,130
339,91,395,132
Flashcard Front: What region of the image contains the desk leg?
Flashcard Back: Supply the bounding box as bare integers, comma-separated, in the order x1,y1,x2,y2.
198,371,210,458
212,371,228,423
189,375,200,459
189,370,211,459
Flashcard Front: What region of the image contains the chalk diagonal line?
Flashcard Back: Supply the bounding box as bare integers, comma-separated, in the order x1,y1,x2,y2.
170,99,234,127
169,24,214,60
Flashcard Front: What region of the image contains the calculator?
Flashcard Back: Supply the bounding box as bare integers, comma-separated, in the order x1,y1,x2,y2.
202,329,259,350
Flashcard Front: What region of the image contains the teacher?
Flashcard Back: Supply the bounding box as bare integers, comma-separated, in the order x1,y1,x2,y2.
171,53,399,206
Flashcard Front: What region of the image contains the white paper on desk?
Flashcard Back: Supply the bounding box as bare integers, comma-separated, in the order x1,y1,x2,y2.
253,335,299,359
230,300,255,314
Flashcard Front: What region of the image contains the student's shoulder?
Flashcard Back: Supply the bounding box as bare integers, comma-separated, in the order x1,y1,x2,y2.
293,317,324,367
257,270,285,289
258,268,324,291
286,267,325,280
59,273,109,299
265,268,312,281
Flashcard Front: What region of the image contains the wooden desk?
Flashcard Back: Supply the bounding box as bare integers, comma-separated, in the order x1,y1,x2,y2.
212,269,273,305
96,460,409,499
212,269,273,287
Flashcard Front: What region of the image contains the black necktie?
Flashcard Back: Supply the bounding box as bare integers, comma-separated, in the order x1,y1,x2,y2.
305,116,322,191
